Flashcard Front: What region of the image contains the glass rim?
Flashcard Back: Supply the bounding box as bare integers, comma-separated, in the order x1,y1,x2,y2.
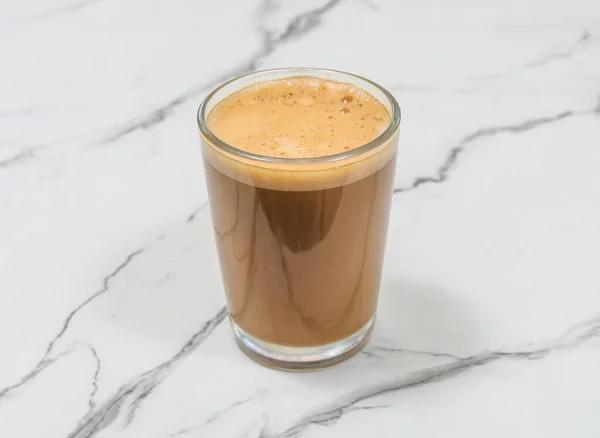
197,67,401,165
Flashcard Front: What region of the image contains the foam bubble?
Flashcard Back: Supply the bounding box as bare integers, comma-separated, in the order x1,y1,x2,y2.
206,76,390,159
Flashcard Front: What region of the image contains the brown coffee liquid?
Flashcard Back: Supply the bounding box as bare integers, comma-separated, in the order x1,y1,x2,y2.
204,77,396,347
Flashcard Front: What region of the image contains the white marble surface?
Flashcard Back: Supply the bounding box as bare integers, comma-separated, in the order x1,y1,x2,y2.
1,0,600,436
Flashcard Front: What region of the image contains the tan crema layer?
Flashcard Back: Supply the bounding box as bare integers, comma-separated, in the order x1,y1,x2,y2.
202,76,396,191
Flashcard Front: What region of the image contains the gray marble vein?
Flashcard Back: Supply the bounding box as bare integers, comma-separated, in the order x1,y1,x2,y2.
393,97,600,194
66,306,227,438
186,202,209,223
0,148,34,169
0,196,214,420
86,345,101,413
363,346,466,361
0,348,71,400
472,28,596,82
99,0,343,146
0,249,143,400
269,313,600,437
273,405,388,438
526,30,591,68
167,394,260,437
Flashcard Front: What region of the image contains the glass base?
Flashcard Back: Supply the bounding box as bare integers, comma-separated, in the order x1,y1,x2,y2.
231,316,374,371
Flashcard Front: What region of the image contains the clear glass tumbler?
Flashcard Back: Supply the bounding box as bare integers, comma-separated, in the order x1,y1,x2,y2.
197,68,401,370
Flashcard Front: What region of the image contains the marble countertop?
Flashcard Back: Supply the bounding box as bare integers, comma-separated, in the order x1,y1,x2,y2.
2,0,600,436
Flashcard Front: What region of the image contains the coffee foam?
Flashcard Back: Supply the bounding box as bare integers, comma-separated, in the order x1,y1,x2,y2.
202,76,397,191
